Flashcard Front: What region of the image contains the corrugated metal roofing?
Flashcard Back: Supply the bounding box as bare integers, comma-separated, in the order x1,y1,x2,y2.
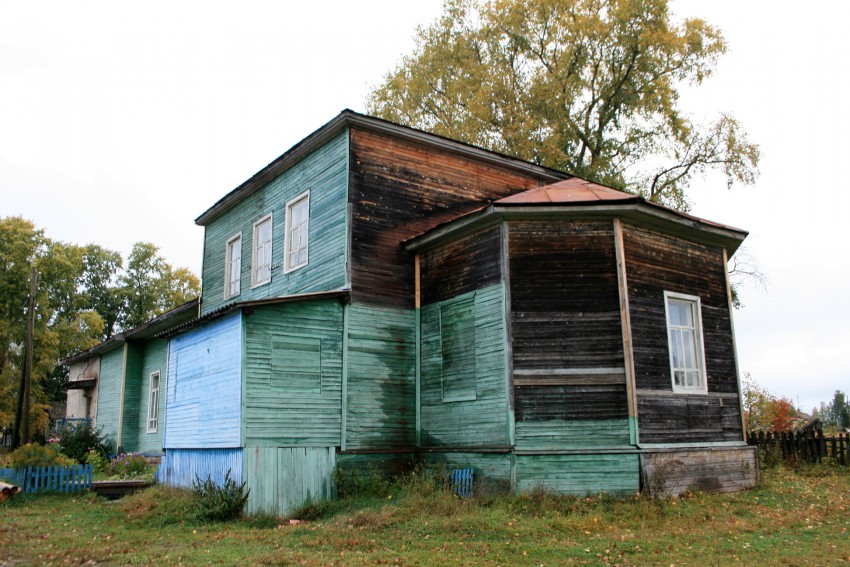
496,177,638,205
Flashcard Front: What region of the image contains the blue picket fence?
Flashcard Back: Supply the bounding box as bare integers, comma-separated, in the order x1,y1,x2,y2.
450,468,474,498
0,464,93,494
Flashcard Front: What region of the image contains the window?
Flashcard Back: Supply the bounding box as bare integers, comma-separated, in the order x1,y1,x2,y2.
664,291,707,392
224,233,241,299
146,371,160,432
252,213,273,287
284,191,309,272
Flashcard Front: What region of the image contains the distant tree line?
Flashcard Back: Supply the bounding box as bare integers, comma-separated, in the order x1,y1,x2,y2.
0,216,200,436
814,391,850,431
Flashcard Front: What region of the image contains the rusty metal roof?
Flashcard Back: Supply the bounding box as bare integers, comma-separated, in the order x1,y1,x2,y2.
495,178,638,205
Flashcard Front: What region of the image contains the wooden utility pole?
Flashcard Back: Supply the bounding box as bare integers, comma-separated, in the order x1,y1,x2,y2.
12,266,38,448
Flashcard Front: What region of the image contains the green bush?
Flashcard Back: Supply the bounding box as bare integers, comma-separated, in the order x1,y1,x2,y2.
84,449,108,473
107,453,149,479
3,443,76,469
54,423,112,464
192,469,249,522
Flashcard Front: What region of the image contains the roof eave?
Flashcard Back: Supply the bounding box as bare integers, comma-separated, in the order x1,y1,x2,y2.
405,202,747,255
195,110,568,226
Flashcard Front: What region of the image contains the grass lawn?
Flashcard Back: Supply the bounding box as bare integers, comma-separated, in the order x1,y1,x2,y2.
1,465,848,566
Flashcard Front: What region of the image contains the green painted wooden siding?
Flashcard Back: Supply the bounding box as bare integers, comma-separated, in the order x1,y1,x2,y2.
118,343,145,451
200,130,349,316
515,419,631,450
94,347,124,454
243,300,344,447
243,446,336,516
420,285,509,448
515,453,640,495
134,339,167,454
419,452,513,486
345,304,415,449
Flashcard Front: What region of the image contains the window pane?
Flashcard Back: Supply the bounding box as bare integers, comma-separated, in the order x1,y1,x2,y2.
682,331,696,369
669,300,692,327
258,220,271,244
674,370,685,386
686,371,699,388
670,330,684,369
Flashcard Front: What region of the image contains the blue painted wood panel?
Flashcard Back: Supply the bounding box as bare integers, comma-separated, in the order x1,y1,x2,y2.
157,448,243,487
165,312,242,449
200,130,349,316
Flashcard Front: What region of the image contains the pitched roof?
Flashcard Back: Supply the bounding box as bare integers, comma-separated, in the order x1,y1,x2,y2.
194,110,566,226
495,177,638,205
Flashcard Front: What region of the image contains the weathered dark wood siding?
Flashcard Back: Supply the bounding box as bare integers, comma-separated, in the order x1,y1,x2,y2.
622,224,741,443
348,128,551,308
640,447,757,496
508,220,629,448
420,225,502,306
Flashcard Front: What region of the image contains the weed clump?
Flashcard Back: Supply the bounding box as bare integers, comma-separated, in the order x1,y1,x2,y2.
192,469,249,522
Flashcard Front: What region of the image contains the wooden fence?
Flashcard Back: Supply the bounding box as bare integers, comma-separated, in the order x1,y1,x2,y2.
747,430,850,465
0,464,93,494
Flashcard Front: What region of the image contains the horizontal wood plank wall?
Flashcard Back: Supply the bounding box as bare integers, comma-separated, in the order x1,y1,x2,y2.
243,300,344,447
639,446,757,497
158,448,243,488
345,304,415,450
119,342,145,452
420,225,503,304
621,224,742,443
420,285,508,448
135,338,167,454
420,452,513,486
244,446,336,516
348,128,551,309
165,313,242,449
201,130,348,316
95,347,125,454
508,220,629,450
515,453,640,495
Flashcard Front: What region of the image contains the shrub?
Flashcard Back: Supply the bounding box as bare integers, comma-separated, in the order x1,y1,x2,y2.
107,453,149,479
84,449,108,473
54,423,111,464
192,469,249,522
3,443,76,469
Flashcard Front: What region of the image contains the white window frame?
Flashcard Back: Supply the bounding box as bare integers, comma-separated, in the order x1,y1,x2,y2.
664,291,708,393
146,371,160,433
251,213,273,288
284,190,310,274
223,232,242,299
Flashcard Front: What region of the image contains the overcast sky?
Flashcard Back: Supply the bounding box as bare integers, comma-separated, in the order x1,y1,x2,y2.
1,1,847,413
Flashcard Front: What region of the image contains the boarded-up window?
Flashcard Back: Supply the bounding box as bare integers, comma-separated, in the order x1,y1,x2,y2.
440,295,477,402
271,337,322,393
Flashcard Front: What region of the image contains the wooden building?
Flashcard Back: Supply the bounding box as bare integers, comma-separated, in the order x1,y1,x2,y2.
65,110,756,513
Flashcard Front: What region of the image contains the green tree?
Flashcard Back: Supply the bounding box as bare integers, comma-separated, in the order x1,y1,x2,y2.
0,218,201,435
368,0,759,210
742,373,799,433
815,390,850,431
117,242,200,331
